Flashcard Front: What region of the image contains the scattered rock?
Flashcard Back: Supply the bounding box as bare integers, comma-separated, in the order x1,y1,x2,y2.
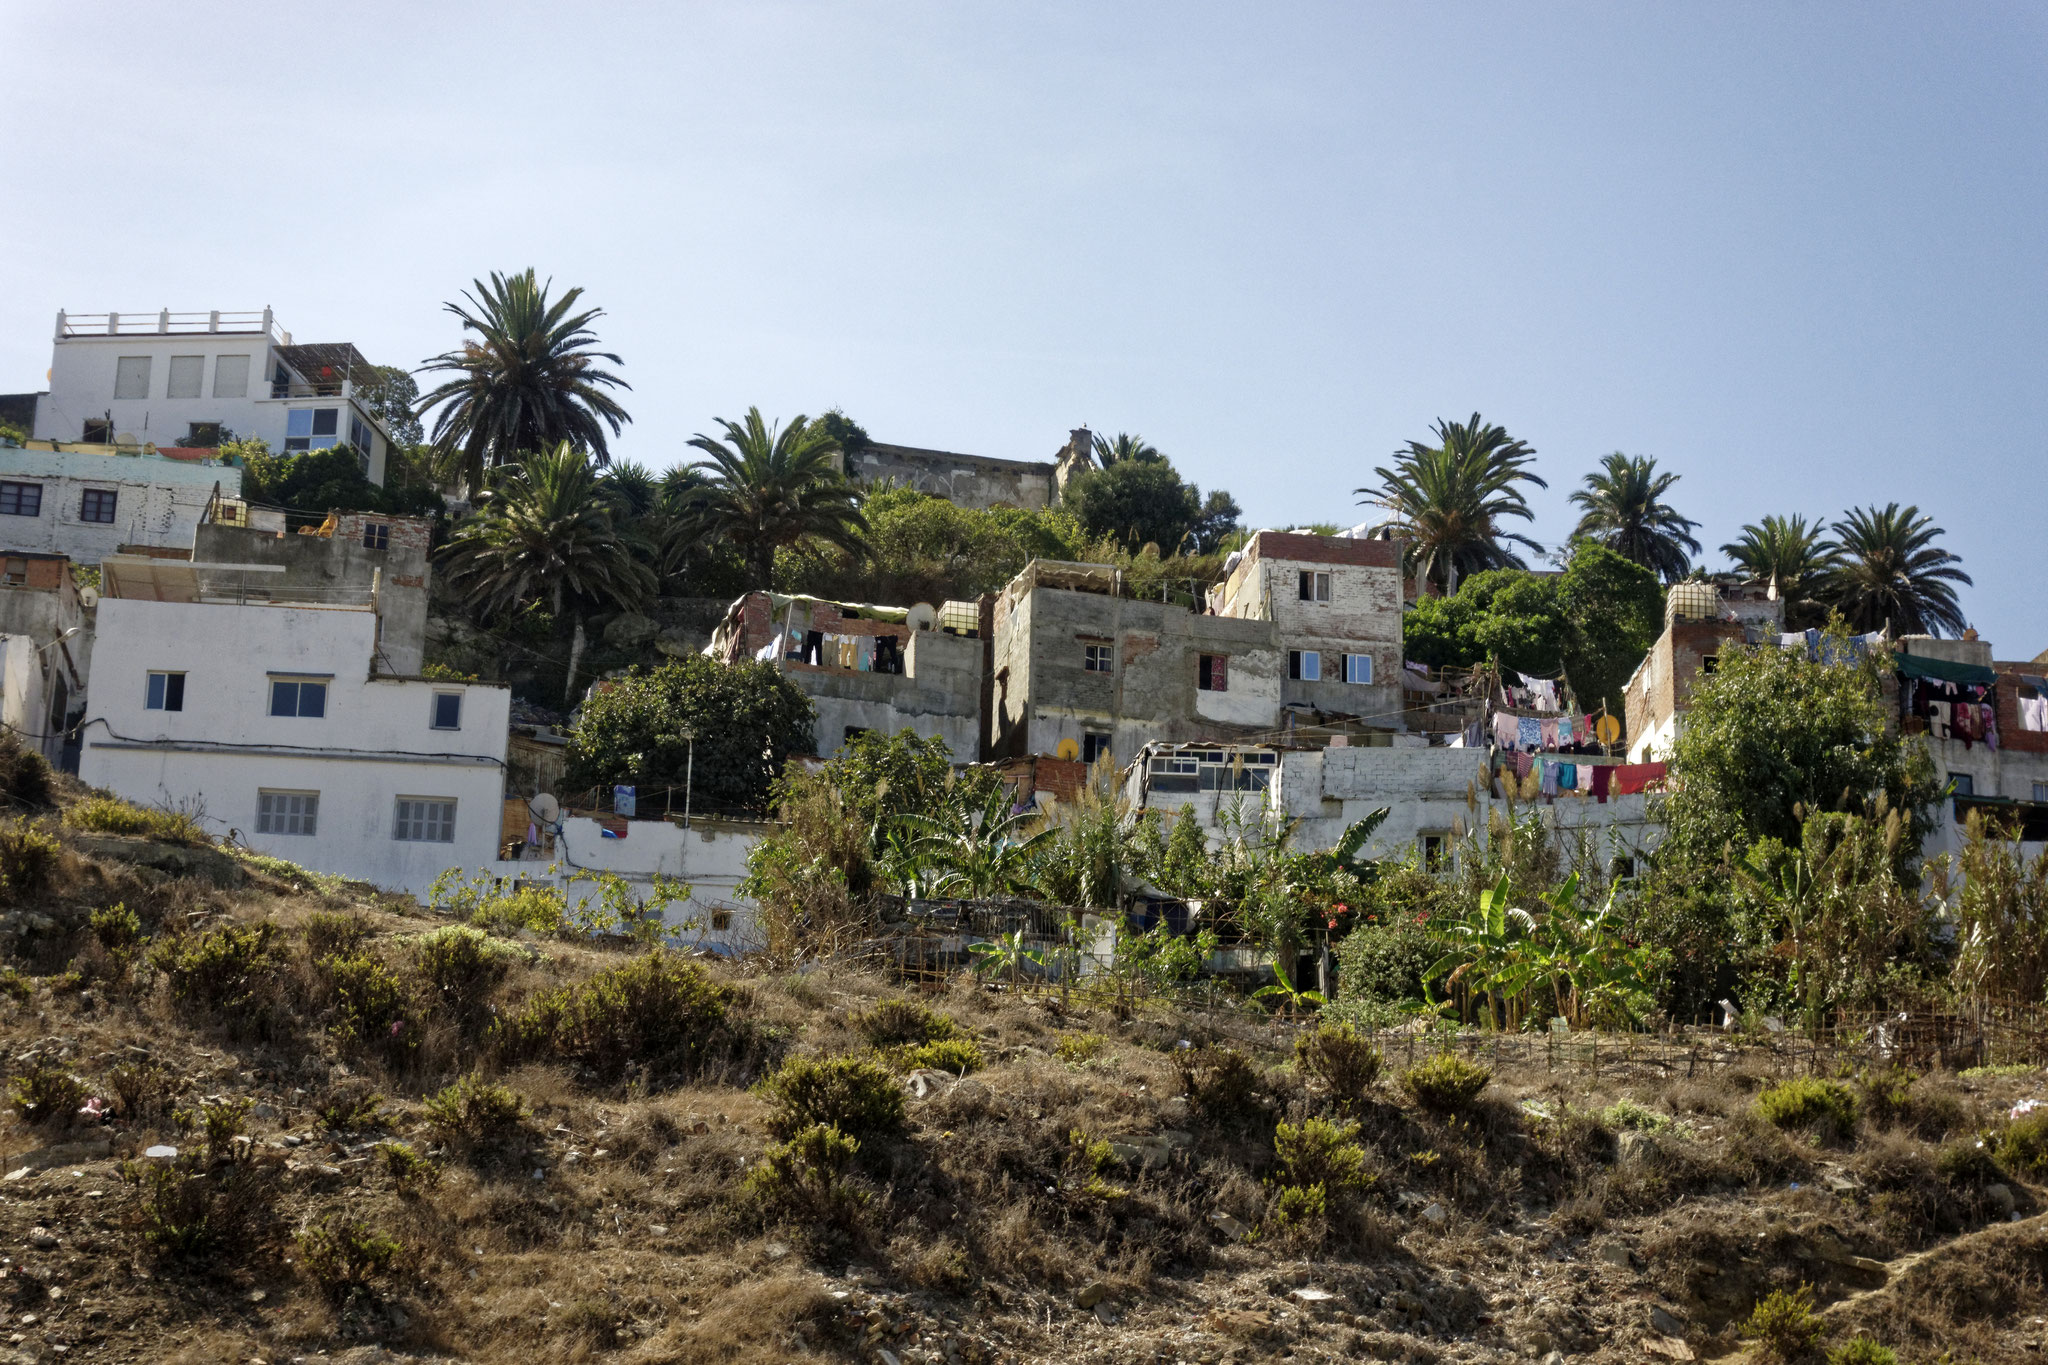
1987,1183,2016,1217
649,1224,669,1236
1207,1210,1249,1239
603,612,661,647
905,1069,954,1100
1290,1287,1337,1307
143,1145,177,1160
1598,1242,1635,1269
26,1229,56,1251
1076,1282,1110,1309
1825,1174,1862,1195
1649,1305,1686,1337
1092,1301,1120,1326
1644,1334,1694,1360
1420,1203,1448,1225
14,1138,112,1171
251,1104,278,1122
1617,1131,1658,1166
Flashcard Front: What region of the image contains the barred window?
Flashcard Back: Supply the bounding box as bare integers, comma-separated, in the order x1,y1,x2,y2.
393,798,456,843
256,790,318,836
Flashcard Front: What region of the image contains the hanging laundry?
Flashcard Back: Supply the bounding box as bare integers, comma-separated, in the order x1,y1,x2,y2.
803,629,825,665
1982,703,1999,751
1927,701,1952,740
1557,762,1577,792
1590,765,1613,803
855,636,875,671
1953,702,1978,748
2022,694,2048,732
1526,679,1559,710
1494,713,1520,750
1612,763,1668,795
1539,760,1559,798
1513,751,1534,780
1518,717,1542,750
1539,718,1560,750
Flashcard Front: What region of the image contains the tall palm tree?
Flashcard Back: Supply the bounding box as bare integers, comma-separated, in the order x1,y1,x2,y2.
1827,503,1972,637
415,269,631,495
1090,432,1163,466
598,460,660,518
1568,452,1701,581
437,442,655,703
1720,514,1839,628
688,408,866,590
1358,413,1546,596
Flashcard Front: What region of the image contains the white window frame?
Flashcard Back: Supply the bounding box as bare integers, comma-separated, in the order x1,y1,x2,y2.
393,797,457,844
1290,648,1322,681
113,356,152,400
166,355,205,400
1298,570,1331,603
1344,652,1373,684
256,789,319,837
146,670,185,712
1083,644,1112,673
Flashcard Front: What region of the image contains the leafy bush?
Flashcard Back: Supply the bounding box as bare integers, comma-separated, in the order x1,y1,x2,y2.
1601,1098,1676,1133
176,1097,251,1161
376,1142,442,1196
1331,908,1440,1012
1934,1138,2003,1187
854,996,963,1048
745,1122,866,1228
1828,1337,1898,1365
0,821,59,902
760,1055,905,1141
153,922,280,1029
0,968,30,1004
1294,1023,1383,1109
1757,1079,1859,1144
409,924,516,1033
1858,1068,1917,1128
1054,1032,1109,1065
64,796,205,845
1400,1053,1493,1114
428,867,565,936
1273,1116,1375,1193
0,729,51,808
1174,1046,1264,1122
8,1060,88,1127
1998,1108,2048,1176
302,911,372,961
1264,1181,1326,1233
120,1155,268,1258
423,1072,526,1145
510,951,738,1082
320,954,416,1064
295,1216,400,1299
90,903,144,954
105,1060,174,1123
887,1037,983,1075
1742,1285,1825,1362
317,1086,387,1133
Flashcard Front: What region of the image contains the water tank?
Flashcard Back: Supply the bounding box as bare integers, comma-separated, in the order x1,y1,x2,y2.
1667,580,1720,623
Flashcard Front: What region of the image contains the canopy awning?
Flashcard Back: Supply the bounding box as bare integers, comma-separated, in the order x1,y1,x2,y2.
1895,652,1996,686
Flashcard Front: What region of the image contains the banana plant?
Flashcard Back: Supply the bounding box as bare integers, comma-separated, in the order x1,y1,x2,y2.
968,929,1047,992
1424,871,1537,1029
1251,957,1327,1018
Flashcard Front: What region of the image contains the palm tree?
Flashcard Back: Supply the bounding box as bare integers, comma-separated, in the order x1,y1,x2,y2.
1090,432,1164,466
1826,503,1972,637
1721,514,1839,628
1568,452,1701,581
688,408,866,590
1358,413,1547,596
598,460,660,518
437,442,655,703
415,269,631,495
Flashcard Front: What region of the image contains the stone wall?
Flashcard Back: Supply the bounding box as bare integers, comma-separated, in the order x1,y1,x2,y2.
846,443,1056,511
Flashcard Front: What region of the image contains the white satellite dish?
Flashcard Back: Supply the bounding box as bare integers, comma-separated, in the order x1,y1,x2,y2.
78,587,99,610
906,603,938,632
527,793,561,826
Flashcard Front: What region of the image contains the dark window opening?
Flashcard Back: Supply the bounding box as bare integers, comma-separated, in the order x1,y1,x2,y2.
1082,732,1112,764
146,671,185,712
1198,653,1227,692
80,489,117,524
1084,644,1112,673
362,522,390,551
80,419,113,444
0,483,43,517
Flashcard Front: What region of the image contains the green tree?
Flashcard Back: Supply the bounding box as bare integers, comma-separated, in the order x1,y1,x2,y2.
1721,514,1839,631
1089,431,1163,466
353,365,423,448
1065,455,1237,554
815,408,871,453
1555,542,1664,716
1568,452,1700,582
688,408,866,590
1358,412,1546,596
565,655,817,815
437,443,656,702
1826,503,1972,637
416,269,632,494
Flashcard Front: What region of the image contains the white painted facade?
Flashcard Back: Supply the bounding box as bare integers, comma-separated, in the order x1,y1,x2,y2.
79,586,509,894
0,444,239,560
28,309,391,485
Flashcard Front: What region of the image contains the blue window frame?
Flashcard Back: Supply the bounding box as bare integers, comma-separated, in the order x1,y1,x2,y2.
284,407,339,451
269,678,327,718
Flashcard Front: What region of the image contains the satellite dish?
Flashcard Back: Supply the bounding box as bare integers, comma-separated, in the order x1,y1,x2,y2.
78,587,99,610
906,603,938,632
1595,715,1622,746
1055,738,1081,761
528,793,561,826
114,432,141,447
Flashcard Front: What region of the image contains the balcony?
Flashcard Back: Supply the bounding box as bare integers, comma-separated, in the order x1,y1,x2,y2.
56,308,285,342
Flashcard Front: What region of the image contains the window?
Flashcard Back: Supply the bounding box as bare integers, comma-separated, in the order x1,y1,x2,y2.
1297,570,1331,603
1344,653,1373,684
185,422,222,447
349,416,375,463
1082,732,1112,764
1288,649,1321,681
212,354,250,398
393,798,457,843
1421,834,1447,873
80,419,112,444
1149,748,1277,793
1083,644,1113,673
1198,653,1228,692
1950,772,1975,797
710,909,733,931
1609,855,1639,881
431,692,462,730
2035,783,2048,804
256,790,318,836
269,677,328,718
0,559,23,586
362,522,390,551
1701,655,1719,676
113,356,151,400
145,671,185,712
166,355,204,399
79,489,117,524
284,407,339,451
0,483,42,517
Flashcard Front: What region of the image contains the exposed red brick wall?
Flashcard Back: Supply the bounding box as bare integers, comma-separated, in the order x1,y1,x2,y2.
1993,663,2048,754
1251,532,1400,569
21,558,62,590
730,591,914,674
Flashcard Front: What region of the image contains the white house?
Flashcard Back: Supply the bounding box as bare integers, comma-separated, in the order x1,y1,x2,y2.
0,441,241,561
79,554,509,894
0,551,89,767
25,308,395,485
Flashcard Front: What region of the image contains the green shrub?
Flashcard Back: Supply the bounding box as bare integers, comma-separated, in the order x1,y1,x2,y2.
153,922,280,1028
1400,1053,1493,1114
105,1059,174,1123
1601,1098,1675,1133
1828,1336,1898,1365
375,1142,442,1196
319,953,416,1064
1174,1046,1264,1122
295,1216,400,1299
745,1122,866,1228
64,796,205,845
0,730,52,808
176,1096,251,1160
120,1154,268,1259
853,996,962,1048
0,968,30,1004
1264,1182,1326,1233
1959,1063,2036,1079
1294,1023,1383,1109
409,924,516,1032
302,911,371,961
1934,1138,2003,1187
1053,1032,1108,1065
317,1087,386,1133
510,950,737,1082
1757,1079,1859,1143
1331,907,1439,1010
8,1060,88,1127
1742,1285,1825,1362
760,1055,905,1141
90,902,144,953
423,1072,527,1145
0,821,59,902
1998,1109,2048,1175
1858,1068,1916,1127
888,1037,984,1075
1273,1116,1375,1193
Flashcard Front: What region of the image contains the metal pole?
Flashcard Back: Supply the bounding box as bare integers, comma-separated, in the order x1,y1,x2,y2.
683,733,695,829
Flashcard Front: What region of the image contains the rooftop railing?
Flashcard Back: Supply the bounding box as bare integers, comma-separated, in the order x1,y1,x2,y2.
56,308,285,342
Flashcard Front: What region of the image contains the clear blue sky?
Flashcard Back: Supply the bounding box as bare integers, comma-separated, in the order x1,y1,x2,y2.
4,4,2044,649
